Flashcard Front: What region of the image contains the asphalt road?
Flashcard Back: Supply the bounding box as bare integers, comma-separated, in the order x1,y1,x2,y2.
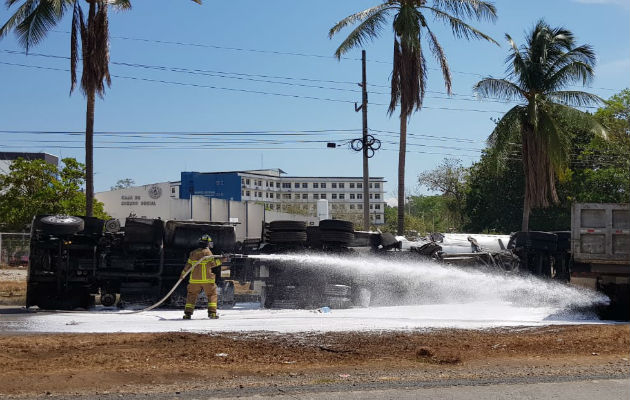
7,376,628,400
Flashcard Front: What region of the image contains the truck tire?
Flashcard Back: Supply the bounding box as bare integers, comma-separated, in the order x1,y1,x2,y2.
306,226,322,248
268,231,307,244
269,220,307,232
37,215,85,236
320,231,354,244
319,219,354,233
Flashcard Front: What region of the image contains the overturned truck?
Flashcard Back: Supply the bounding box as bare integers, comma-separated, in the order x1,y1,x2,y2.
26,204,629,317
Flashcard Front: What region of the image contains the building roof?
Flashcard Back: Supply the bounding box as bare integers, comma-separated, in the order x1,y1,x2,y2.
0,152,58,165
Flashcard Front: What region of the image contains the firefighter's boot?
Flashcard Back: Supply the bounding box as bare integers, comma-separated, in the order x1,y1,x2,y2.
209,311,219,319
183,312,192,320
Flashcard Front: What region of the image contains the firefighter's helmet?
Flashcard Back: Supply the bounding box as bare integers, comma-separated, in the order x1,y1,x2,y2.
199,234,214,248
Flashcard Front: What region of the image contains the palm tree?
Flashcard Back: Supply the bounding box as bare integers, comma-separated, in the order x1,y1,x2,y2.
1,0,201,217
473,20,603,231
330,0,498,235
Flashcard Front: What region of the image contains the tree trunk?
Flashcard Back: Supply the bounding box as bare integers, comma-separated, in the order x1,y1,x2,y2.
397,111,407,235
85,90,95,217
521,190,530,232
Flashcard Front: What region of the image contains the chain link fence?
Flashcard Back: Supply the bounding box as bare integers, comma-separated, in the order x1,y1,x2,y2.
0,233,30,268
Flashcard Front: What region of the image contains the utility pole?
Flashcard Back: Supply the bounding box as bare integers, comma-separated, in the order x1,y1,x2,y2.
359,50,369,231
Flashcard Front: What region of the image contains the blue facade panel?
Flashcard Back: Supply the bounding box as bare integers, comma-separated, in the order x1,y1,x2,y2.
180,172,242,201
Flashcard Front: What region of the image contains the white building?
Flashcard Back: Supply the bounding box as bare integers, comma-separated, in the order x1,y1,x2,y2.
96,168,386,229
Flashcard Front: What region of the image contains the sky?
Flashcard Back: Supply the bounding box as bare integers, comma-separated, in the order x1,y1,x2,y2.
1,0,628,202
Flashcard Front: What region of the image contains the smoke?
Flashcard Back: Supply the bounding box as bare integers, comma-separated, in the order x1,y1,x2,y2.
250,252,609,311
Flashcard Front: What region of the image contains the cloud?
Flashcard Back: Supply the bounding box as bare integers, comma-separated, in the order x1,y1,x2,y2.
572,0,630,8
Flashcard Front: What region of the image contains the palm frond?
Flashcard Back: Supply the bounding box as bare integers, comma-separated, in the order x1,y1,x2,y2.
332,9,390,59
473,78,525,101
425,25,451,95
536,105,568,171
329,2,394,39
547,91,603,107
70,0,83,94
430,0,498,22
109,0,132,10
488,105,524,151
14,0,67,52
0,0,37,40
546,61,595,90
423,6,498,45
504,33,528,86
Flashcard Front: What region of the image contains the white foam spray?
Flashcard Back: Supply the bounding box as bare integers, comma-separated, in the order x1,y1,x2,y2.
249,252,609,312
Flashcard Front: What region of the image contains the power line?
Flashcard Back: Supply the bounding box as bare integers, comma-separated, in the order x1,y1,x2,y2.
1,49,602,109
46,30,620,92
0,60,508,113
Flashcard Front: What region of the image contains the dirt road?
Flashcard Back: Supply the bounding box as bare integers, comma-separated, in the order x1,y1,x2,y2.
0,325,628,397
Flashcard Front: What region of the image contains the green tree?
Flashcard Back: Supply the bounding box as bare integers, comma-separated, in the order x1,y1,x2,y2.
473,20,603,231
111,178,136,190
329,0,497,235
0,158,108,231
1,0,200,217
418,158,468,228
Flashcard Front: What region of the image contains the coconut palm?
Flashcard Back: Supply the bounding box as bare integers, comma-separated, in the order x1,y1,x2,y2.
473,20,603,231
330,0,498,234
1,0,201,217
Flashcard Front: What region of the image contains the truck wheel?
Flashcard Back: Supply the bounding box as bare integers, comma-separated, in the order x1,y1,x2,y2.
268,231,307,244
269,220,307,232
37,215,85,236
319,219,354,232
320,231,354,244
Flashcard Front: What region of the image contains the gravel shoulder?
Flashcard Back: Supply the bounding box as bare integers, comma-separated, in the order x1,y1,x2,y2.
0,325,628,397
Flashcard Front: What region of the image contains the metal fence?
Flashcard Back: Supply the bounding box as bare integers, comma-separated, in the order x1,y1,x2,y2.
0,233,30,267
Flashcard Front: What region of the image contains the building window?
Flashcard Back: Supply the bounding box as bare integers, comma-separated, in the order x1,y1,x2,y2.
265,192,268,198
321,194,327,199
258,192,262,197
302,183,308,189
369,183,373,189
369,194,373,199
302,194,308,199
350,194,355,200
370,205,373,210
350,204,355,210
375,204,381,210
294,182,300,188
282,194,291,199
313,194,319,200
339,194,345,200
332,194,337,200
171,187,176,194
246,179,250,185
294,194,300,200
321,183,327,189
276,204,281,210
282,183,291,189
265,181,268,187
246,191,250,196
313,183,319,189
339,183,345,189
376,214,382,220
358,204,363,210
357,194,363,200
375,194,381,199
276,182,280,188
357,183,363,189
269,193,274,199
350,183,355,189
375,183,380,188
332,183,337,188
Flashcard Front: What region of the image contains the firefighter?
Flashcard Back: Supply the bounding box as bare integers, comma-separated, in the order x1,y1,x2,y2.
181,234,228,320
